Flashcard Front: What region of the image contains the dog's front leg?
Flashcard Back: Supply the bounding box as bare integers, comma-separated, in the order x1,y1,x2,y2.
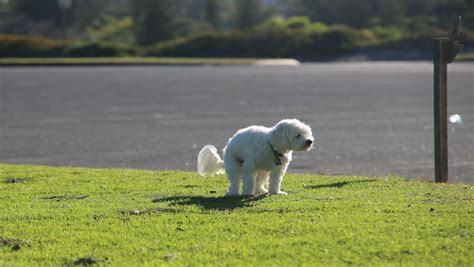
269,163,289,195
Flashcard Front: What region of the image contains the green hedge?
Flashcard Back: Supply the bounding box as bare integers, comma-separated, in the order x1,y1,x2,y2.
0,35,65,57
1,27,472,60
377,28,474,51
146,26,474,60
0,35,136,58
146,26,377,60
66,42,136,57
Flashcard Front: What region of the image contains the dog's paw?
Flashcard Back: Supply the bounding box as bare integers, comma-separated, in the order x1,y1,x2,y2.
224,191,240,197
255,188,268,195
270,191,288,196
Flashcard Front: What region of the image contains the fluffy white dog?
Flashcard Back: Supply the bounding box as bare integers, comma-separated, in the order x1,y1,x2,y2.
197,119,314,196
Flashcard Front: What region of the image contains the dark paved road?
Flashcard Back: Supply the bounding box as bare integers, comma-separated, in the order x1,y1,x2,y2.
1,62,473,183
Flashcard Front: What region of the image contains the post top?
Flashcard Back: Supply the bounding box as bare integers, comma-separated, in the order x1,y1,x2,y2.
433,16,463,63
450,16,462,40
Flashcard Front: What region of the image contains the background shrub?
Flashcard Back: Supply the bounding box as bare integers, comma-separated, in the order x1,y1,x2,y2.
66,42,136,57
146,25,377,60
0,34,65,57
285,16,312,30
0,35,138,58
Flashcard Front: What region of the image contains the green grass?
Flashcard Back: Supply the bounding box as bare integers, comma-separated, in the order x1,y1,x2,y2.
0,164,472,266
0,57,261,66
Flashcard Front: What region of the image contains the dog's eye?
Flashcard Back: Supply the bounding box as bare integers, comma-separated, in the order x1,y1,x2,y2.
295,134,301,139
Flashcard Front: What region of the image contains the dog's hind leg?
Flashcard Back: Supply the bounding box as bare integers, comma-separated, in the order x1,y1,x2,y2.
241,162,257,196
224,158,241,196
255,171,269,195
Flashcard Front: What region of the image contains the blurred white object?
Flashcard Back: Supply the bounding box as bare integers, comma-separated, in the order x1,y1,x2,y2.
255,59,300,66
197,145,224,176
449,114,463,125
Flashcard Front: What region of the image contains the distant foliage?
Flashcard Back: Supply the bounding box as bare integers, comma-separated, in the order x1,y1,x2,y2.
174,18,217,37
1,0,473,47
296,0,473,30
13,0,61,23
236,0,262,30
0,35,137,57
145,12,474,61
379,27,474,51
262,16,328,33
146,24,377,60
85,16,134,44
66,42,136,57
369,27,403,42
131,0,176,45
0,34,65,57
204,0,220,28
285,16,311,30
3,12,473,60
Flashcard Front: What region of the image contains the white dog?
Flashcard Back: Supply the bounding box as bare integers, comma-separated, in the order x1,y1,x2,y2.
197,119,314,196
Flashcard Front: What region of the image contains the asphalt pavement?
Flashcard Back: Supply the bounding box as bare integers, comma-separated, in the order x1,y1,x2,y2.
0,62,472,183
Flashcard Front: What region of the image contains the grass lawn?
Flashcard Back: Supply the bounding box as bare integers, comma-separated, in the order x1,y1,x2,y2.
0,57,261,66
0,164,472,266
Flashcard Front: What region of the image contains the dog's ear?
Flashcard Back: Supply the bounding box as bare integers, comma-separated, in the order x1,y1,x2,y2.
270,122,290,152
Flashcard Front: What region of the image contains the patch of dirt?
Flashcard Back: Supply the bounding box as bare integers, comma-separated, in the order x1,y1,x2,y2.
252,208,286,213
162,254,178,261
151,194,170,203
72,257,98,265
43,195,88,201
129,207,181,215
0,237,30,251
460,231,472,237
3,177,30,184
315,197,344,201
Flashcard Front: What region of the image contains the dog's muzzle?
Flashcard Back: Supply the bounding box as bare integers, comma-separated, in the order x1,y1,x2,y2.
303,139,314,151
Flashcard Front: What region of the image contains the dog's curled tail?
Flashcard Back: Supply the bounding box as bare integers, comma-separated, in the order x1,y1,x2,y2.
197,145,225,176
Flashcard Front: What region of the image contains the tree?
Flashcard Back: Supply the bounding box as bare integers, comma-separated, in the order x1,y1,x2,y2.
297,0,376,28
131,0,175,45
236,0,262,30
435,0,474,29
205,0,220,28
374,0,405,26
13,0,61,23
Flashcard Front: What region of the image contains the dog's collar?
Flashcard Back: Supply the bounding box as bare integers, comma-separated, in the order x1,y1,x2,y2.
269,143,284,166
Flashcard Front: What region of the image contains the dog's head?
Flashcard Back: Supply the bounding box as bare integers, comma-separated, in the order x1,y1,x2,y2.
270,119,314,152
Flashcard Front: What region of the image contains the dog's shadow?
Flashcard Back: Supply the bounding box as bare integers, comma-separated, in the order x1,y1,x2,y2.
155,180,376,210
304,179,376,190
156,194,268,211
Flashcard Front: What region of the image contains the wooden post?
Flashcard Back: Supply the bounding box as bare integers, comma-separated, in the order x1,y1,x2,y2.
433,38,448,183
432,17,463,183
